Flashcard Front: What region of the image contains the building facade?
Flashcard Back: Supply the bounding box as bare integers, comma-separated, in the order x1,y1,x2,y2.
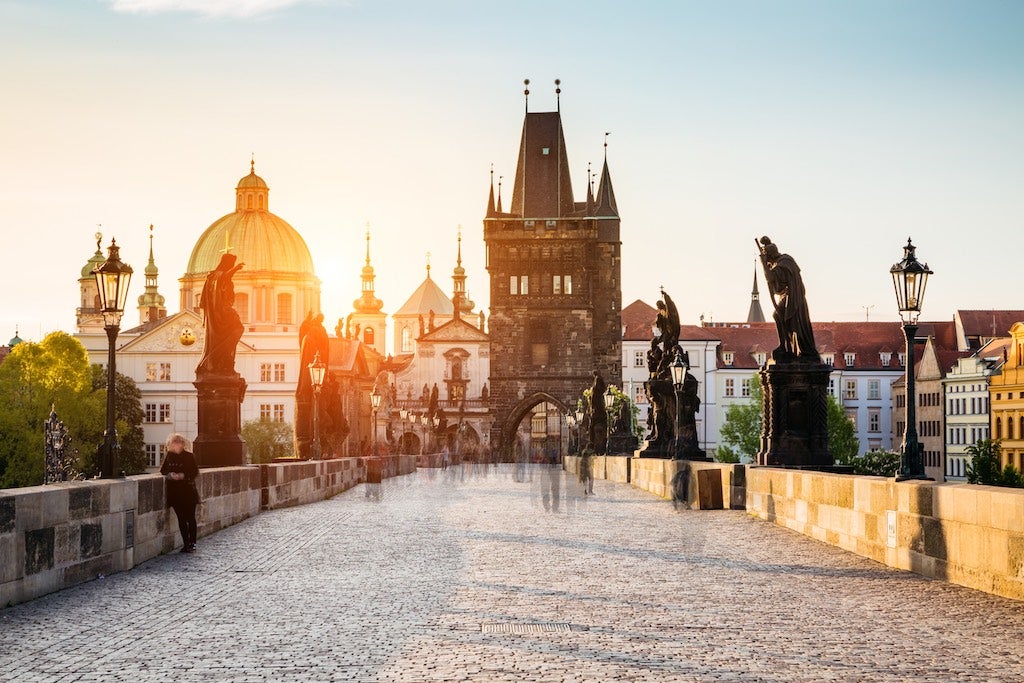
942,339,1006,480
989,323,1024,471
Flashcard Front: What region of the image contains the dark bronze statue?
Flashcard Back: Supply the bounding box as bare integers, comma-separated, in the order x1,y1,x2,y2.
757,236,818,362
587,370,608,453
196,253,244,378
297,311,330,403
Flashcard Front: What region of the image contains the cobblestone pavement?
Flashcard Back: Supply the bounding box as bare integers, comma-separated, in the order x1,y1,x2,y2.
3,464,1024,682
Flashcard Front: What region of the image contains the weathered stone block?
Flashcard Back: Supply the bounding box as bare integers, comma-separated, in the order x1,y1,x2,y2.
79,522,103,559
24,527,55,575
0,496,14,534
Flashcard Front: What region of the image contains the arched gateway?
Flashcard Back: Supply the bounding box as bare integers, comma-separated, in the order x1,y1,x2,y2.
503,393,570,463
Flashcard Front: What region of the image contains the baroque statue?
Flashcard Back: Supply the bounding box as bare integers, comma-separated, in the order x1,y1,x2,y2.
196,253,244,378
757,236,818,362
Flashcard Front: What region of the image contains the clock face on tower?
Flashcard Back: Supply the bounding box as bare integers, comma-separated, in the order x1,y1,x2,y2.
179,327,196,346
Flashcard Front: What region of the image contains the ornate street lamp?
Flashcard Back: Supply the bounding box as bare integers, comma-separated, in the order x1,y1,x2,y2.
399,408,409,453
308,351,326,460
670,349,687,459
93,238,133,478
891,237,933,481
370,389,382,456
566,413,577,454
603,386,615,455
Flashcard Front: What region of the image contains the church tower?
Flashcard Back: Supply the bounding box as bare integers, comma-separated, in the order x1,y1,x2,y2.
137,224,167,325
76,232,107,334
349,228,387,354
484,83,622,454
747,267,766,323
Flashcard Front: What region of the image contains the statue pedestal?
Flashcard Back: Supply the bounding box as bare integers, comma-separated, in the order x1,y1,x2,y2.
294,399,311,460
756,360,832,468
193,374,247,468
607,434,639,455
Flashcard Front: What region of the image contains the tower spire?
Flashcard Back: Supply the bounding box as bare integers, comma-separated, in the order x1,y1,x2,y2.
365,223,371,266
353,222,384,315
137,223,167,324
586,161,594,214
452,225,473,321
486,164,496,217
746,263,766,323
496,175,503,213
555,78,561,112
523,78,530,113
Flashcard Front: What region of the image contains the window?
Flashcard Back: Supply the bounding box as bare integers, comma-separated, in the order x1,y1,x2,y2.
145,444,165,468
529,321,549,367
995,418,1002,439
234,292,249,323
145,403,170,422
846,409,858,430
277,293,292,324
634,384,646,404
564,275,572,294
754,352,766,366
145,403,157,423
898,352,906,366
868,408,880,433
260,363,272,382
723,352,734,366
634,350,646,368
274,363,285,382
844,352,856,367
552,275,561,294
402,327,414,352
364,326,375,345
158,404,171,422
510,276,518,295
822,353,834,367
145,362,171,382
260,404,272,420
725,378,735,397
868,380,880,400
844,379,858,400
880,352,892,367
828,378,836,396
741,378,751,397
273,404,286,422
520,275,529,295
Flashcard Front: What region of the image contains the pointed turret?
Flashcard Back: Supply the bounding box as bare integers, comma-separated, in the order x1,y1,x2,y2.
137,224,167,324
594,157,618,217
510,111,575,217
451,227,475,321
353,227,384,314
585,162,595,215
496,175,503,214
486,166,496,218
747,267,766,323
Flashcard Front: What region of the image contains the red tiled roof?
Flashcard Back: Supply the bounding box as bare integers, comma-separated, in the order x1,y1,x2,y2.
711,321,911,370
958,310,1024,342
621,299,658,340
916,320,958,350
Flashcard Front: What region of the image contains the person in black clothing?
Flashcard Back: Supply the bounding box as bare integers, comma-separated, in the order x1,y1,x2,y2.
160,433,200,553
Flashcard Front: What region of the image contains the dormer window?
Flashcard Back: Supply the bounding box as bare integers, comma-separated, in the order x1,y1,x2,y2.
723,352,734,366
898,352,906,366
880,352,892,367
754,352,766,366
844,352,856,367
822,353,835,367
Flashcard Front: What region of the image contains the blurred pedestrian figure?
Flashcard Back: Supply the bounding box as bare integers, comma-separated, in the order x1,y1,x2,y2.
579,449,594,495
161,433,200,553
671,462,691,510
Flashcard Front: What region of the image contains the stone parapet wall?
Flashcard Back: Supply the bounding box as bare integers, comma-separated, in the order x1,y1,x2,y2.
564,456,740,509
1,456,408,609
747,468,1024,601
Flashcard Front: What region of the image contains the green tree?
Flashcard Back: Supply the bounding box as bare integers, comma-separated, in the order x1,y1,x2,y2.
838,448,900,477
0,332,103,487
718,374,762,460
242,419,294,463
966,439,1024,488
714,445,741,463
88,365,147,476
826,394,860,463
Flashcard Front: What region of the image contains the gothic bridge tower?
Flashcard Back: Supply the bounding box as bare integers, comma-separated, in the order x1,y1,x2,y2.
484,83,622,455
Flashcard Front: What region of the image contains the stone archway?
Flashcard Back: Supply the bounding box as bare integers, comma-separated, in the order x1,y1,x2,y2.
502,393,569,464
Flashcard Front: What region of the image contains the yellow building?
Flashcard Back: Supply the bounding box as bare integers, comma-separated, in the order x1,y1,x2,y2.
989,322,1024,470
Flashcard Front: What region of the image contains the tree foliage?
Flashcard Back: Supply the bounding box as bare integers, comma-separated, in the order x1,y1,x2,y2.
718,374,762,460
719,372,861,464
0,332,147,488
966,439,1024,488
242,419,294,463
836,448,900,477
89,365,147,476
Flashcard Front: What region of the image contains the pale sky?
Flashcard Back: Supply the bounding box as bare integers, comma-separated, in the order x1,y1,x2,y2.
1,0,1022,342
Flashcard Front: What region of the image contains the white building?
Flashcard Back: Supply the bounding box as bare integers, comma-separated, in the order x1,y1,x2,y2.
942,338,1008,480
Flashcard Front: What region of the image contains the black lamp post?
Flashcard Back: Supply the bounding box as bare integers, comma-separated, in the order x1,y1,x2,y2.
603,386,615,455
670,350,687,459
93,238,133,478
432,415,441,453
309,351,326,460
399,408,409,453
891,237,933,481
566,413,577,454
371,389,382,456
